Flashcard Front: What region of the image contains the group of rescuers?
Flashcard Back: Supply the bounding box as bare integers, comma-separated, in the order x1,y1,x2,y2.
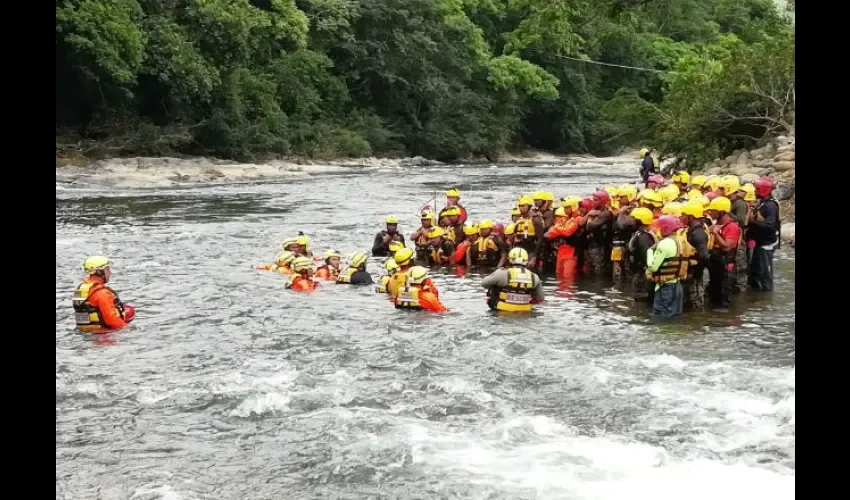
72,159,781,333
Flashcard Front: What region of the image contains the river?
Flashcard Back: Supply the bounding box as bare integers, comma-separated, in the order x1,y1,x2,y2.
56,158,795,500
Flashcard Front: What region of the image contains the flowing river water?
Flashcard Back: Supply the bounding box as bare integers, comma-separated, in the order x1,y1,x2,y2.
56,158,795,500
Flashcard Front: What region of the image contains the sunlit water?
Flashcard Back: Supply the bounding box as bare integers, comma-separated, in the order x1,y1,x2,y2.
56,160,795,500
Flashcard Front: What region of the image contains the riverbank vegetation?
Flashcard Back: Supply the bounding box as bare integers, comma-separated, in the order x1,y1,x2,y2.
56,0,794,164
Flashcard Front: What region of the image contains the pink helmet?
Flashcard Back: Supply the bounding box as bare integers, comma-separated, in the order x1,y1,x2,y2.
579,197,595,211
656,215,682,236
754,176,775,198
493,222,505,236
648,174,664,185
592,189,610,207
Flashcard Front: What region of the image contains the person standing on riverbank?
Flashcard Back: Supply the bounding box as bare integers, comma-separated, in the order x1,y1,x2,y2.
748,177,780,291
639,148,657,184
372,216,406,257
73,256,135,333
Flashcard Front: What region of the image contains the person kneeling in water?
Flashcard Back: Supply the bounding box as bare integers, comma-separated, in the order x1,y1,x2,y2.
73,256,135,333
480,247,544,312
336,251,374,285
393,266,447,312
287,257,319,292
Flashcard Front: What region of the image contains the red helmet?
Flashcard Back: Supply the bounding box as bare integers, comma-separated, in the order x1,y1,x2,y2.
592,189,610,206
648,174,664,185
656,215,682,236
493,222,505,236
754,176,775,198
579,197,595,211
705,191,718,201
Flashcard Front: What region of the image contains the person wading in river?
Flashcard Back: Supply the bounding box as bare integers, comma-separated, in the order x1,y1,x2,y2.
372,216,406,257
73,256,136,333
481,248,544,313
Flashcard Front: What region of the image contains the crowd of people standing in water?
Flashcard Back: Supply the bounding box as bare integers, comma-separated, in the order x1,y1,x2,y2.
71,153,783,333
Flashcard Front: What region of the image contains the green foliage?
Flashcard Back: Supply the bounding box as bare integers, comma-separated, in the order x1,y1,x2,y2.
56,0,795,162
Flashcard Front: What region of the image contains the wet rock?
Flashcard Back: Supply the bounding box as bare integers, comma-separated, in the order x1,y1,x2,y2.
736,151,751,164
724,155,738,166
706,166,723,175
754,154,764,160
773,161,795,172
757,168,774,177
399,156,443,167
775,182,795,201
741,173,760,184
202,168,225,179
774,151,795,162
780,222,795,246
731,164,758,177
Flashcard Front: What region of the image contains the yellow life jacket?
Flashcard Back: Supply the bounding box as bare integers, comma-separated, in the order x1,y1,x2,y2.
319,264,339,278
387,268,410,298
394,285,422,310
514,217,536,240
650,236,689,284
415,228,431,247
376,275,391,294
496,266,535,312
443,225,457,244
73,281,124,331
476,236,499,262
336,267,358,284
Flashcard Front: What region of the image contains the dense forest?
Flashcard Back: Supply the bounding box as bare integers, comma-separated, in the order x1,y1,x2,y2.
56,0,795,165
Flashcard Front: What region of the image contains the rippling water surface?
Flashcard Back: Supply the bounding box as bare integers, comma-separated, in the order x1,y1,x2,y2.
56,160,795,500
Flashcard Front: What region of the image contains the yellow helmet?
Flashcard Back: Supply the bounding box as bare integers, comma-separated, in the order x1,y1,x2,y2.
406,266,430,285
531,191,546,201
446,188,461,198
441,206,461,217
348,251,367,268
511,208,521,216
691,175,707,188
479,219,494,230
604,186,620,198
671,170,690,184
385,215,399,224
639,147,650,157
630,207,654,225
708,196,732,212
420,211,436,222
463,224,479,236
280,238,298,250
388,241,405,253
695,195,711,208
507,247,529,266
427,227,445,239
617,184,638,201
292,256,314,272
661,202,683,217
295,234,309,246
706,176,721,191
384,259,399,272
541,192,555,202
658,184,680,204
720,175,740,194
554,207,567,217
504,223,516,235
681,201,705,218
686,189,703,200
83,256,111,273
323,250,341,260
394,247,415,265
742,183,756,202
517,195,533,206
638,189,663,208
560,196,580,210
276,250,296,265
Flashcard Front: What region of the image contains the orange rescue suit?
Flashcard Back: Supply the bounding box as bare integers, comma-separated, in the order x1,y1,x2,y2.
545,214,581,279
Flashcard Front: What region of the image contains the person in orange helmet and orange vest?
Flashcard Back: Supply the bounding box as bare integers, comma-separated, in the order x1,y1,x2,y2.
286,257,319,292
544,197,582,283
73,256,136,333
394,266,448,313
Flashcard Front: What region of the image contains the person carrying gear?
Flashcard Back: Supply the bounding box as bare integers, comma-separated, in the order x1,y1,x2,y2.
545,200,582,283
394,266,448,312
315,250,342,280
627,208,658,304
257,250,296,274
295,233,313,257
706,196,741,308
376,259,399,294
441,188,468,224
387,248,416,298
411,211,437,263
679,201,712,310
532,191,556,229
747,177,781,291
481,247,544,312
721,176,749,292
336,251,374,285
73,256,135,333
287,257,319,292
514,195,546,269
646,215,689,319
467,220,508,268
671,171,690,192
639,147,659,184
646,174,664,190
453,224,479,264
583,189,615,278
372,216,407,257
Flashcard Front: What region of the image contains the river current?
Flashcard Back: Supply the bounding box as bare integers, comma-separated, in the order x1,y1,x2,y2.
56,159,795,500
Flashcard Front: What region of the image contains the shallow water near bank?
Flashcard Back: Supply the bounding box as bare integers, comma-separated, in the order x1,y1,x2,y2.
56,160,794,500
